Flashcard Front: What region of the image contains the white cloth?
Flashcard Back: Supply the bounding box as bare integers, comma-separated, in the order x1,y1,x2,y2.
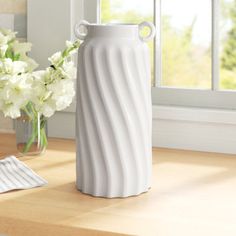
0,156,47,193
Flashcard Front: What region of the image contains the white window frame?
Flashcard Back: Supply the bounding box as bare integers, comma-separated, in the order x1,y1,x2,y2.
86,0,236,109
152,0,236,109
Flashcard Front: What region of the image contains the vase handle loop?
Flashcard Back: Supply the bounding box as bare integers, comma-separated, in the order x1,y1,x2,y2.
74,20,89,40
138,21,156,42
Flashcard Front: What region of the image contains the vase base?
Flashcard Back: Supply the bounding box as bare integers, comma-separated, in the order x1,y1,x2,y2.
17,143,46,156
76,185,151,199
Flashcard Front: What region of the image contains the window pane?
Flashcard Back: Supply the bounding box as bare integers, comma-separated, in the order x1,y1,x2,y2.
220,0,236,90
100,0,154,84
161,0,212,89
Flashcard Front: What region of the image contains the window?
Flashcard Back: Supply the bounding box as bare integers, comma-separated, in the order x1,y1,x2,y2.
220,0,236,90
85,0,236,109
161,0,212,89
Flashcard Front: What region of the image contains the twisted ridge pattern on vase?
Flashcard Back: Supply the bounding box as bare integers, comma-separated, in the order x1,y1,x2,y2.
76,40,152,198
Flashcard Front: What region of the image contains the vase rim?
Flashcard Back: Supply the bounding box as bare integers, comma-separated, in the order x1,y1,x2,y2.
84,23,140,39
88,23,138,27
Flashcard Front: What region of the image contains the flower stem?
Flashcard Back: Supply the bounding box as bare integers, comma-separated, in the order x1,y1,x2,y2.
21,104,47,154
22,115,37,153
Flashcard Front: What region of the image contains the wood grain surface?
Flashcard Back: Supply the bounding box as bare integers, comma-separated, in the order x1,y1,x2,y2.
0,133,236,236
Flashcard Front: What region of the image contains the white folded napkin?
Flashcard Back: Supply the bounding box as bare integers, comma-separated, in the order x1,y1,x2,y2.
0,156,47,193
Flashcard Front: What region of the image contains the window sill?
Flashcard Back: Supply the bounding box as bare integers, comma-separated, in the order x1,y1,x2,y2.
153,105,236,125
48,104,236,154
152,105,236,154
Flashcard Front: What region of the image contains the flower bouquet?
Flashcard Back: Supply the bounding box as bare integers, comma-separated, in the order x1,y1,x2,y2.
0,28,80,155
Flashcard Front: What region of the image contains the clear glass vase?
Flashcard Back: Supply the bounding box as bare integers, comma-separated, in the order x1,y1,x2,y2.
15,108,48,156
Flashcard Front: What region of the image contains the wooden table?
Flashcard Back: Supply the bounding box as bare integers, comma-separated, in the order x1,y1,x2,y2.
1,133,236,236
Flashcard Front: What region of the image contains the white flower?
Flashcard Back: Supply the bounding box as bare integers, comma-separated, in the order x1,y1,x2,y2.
66,40,78,55
22,56,38,72
66,40,73,48
12,41,38,71
31,67,76,117
62,61,77,79
0,45,8,57
1,58,28,75
0,28,79,120
1,74,32,102
0,28,17,42
0,74,32,118
48,51,62,65
32,70,47,80
2,104,21,119
41,103,55,117
50,79,75,111
30,70,53,117
12,61,28,74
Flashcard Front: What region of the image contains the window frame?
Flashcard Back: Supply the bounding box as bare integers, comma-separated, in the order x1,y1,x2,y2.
88,0,236,109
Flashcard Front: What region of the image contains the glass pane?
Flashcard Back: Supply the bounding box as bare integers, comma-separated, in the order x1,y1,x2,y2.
220,0,236,90
101,0,154,84
161,0,212,89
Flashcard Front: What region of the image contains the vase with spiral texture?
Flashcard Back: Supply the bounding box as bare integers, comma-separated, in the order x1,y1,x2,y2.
75,21,155,198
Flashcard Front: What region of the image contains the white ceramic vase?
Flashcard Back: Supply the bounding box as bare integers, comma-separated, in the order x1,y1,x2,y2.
75,21,155,198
